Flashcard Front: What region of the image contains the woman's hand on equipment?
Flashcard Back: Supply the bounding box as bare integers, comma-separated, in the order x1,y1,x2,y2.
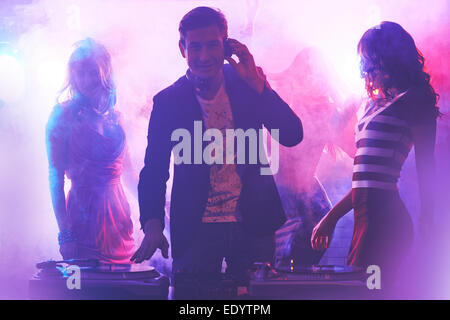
311,214,337,251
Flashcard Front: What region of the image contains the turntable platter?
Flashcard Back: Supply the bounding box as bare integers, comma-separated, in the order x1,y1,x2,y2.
30,259,169,299
36,260,160,281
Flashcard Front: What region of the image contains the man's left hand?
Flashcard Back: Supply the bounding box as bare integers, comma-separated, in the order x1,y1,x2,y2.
225,38,266,94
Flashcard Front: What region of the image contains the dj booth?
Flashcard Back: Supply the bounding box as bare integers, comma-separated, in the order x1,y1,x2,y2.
248,263,370,300
29,259,170,300
29,259,373,300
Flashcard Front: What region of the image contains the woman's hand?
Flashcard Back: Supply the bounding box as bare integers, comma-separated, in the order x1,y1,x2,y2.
311,214,338,251
311,189,353,251
59,242,77,260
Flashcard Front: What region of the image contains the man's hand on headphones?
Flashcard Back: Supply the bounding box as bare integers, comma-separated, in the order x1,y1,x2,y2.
225,38,266,94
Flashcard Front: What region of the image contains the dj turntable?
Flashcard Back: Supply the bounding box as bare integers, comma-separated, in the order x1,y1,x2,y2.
249,262,372,299
29,259,169,300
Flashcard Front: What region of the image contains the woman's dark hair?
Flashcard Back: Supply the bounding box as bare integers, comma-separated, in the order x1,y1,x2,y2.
179,6,228,46
358,21,439,114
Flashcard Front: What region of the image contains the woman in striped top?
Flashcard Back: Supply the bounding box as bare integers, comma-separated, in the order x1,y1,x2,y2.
310,21,439,293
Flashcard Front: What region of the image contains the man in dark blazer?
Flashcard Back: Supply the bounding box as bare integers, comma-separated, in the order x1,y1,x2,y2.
131,7,302,296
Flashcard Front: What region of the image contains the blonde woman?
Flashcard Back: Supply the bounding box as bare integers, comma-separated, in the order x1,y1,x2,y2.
46,38,136,264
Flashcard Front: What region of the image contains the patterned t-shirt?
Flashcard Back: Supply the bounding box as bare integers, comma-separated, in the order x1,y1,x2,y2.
196,83,243,223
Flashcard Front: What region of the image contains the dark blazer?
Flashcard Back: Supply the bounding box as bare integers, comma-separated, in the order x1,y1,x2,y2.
138,64,303,258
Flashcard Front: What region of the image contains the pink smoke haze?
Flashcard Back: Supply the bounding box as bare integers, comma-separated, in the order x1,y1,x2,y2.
0,0,449,299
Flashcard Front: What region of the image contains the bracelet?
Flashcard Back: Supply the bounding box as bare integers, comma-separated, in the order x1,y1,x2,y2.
58,229,77,245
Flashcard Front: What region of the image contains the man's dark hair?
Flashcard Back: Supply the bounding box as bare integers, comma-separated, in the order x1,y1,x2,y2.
179,6,228,46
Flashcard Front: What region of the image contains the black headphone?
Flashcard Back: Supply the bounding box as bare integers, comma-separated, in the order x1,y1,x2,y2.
224,37,233,58
186,69,212,94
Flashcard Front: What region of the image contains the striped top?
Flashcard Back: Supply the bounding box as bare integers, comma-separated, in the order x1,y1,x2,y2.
352,91,413,190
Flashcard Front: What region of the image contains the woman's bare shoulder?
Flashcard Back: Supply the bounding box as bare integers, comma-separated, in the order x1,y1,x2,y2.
47,100,78,130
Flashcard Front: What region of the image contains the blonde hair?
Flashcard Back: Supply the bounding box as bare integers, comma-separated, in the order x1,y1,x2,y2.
58,38,116,115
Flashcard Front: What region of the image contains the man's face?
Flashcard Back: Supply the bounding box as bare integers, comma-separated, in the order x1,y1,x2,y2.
179,25,225,79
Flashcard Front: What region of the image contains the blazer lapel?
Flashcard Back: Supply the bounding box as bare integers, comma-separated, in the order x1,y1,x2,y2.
176,76,204,125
